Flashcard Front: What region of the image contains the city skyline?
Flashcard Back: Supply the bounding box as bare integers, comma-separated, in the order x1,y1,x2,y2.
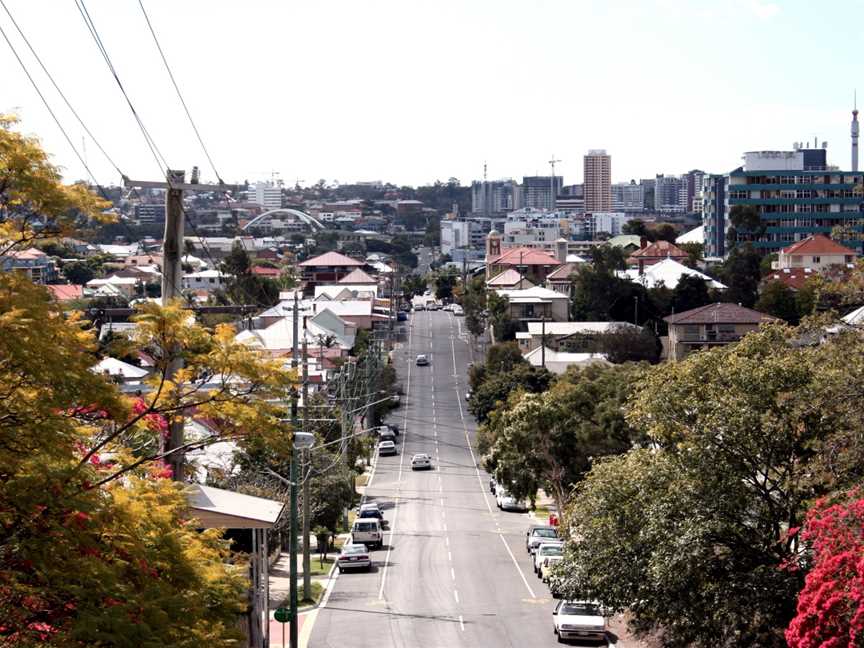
2,0,862,188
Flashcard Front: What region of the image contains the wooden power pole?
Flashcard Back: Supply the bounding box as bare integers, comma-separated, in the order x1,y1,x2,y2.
123,172,242,482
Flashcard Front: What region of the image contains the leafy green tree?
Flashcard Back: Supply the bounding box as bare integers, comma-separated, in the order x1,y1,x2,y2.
571,246,652,323
434,268,458,301
221,242,279,306
718,242,762,307
756,280,800,323
555,325,864,647
651,223,677,243
678,242,703,268
62,260,94,285
461,275,487,337
671,273,711,314
469,363,551,425
486,364,643,519
563,327,660,364
622,219,649,238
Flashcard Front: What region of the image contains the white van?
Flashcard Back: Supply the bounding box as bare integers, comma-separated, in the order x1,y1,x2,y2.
351,518,383,549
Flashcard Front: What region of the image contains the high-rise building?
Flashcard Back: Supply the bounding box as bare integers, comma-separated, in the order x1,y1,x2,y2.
247,182,283,210
702,175,728,258
640,178,656,210
471,180,518,215
683,169,706,213
654,174,685,212
583,150,612,212
521,176,563,210
611,180,644,212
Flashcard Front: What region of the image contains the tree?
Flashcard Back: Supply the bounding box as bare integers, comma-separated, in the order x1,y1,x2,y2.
756,280,801,324
433,269,458,301
786,492,864,647
718,242,762,307
571,246,651,322
678,242,704,268
0,273,293,645
728,204,765,243
62,260,94,285
0,114,111,253
401,274,427,301
671,273,711,314
622,219,649,238
554,325,864,646
652,223,677,243
469,363,551,425
486,364,643,520
461,275,487,337
563,327,661,364
221,242,279,306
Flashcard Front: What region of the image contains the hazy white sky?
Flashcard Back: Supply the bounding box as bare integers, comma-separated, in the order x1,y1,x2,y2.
1,0,860,188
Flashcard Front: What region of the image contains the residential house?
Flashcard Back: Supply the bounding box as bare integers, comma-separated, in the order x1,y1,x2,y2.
86,275,140,298
523,347,611,374
628,239,689,270
774,234,858,272
663,302,776,361
620,257,727,290
182,270,228,292
297,251,364,294
486,268,534,290
45,284,84,302
607,235,642,254
92,357,149,384
516,321,639,353
484,231,563,285
545,262,583,295
494,286,570,322
1,248,56,284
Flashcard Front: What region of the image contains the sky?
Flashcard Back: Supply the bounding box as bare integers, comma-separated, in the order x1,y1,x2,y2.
1,0,862,188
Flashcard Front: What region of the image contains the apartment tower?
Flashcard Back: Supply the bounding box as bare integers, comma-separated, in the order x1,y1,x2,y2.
583,150,612,212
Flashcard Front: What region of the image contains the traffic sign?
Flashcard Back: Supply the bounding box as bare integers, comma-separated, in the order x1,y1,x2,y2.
274,607,290,623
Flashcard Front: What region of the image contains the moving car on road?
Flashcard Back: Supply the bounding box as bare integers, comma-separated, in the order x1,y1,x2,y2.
337,543,372,572
414,303,426,311
410,453,432,470
415,354,429,366
552,600,607,644
351,519,383,550
527,526,559,554
378,440,397,456
453,305,464,316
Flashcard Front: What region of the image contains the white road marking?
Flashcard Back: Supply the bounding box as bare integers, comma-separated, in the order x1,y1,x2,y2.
459,615,465,631
451,567,456,581
454,590,460,603
498,533,536,598
448,551,452,561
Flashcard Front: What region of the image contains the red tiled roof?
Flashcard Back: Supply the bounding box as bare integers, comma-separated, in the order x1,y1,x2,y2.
629,240,688,260
298,251,364,267
546,262,579,281
780,234,858,257
763,268,815,291
45,284,83,301
664,302,777,325
339,268,377,284
488,246,560,266
251,266,281,277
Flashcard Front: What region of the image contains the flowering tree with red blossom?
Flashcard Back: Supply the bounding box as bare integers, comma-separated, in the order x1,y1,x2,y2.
786,493,864,647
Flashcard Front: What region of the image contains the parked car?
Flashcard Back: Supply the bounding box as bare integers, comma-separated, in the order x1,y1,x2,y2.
359,502,383,521
414,303,426,311
389,393,401,406
527,526,559,554
552,600,606,644
382,423,400,436
540,554,564,583
378,428,397,444
397,311,408,322
378,440,397,456
337,543,372,572
465,389,472,402
415,354,429,366
411,453,432,470
351,519,383,550
496,489,527,512
533,542,564,575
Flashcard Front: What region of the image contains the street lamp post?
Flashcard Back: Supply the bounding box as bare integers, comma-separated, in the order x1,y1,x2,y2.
288,431,314,648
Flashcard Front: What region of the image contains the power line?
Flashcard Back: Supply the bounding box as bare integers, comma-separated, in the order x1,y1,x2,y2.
0,16,98,187
73,0,169,175
137,0,223,184
0,0,124,180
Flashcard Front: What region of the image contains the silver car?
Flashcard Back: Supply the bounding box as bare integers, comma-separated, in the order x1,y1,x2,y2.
337,543,372,572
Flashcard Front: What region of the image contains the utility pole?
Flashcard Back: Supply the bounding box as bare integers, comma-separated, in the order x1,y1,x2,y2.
123,172,241,483
289,292,300,648
541,317,546,370
301,316,311,601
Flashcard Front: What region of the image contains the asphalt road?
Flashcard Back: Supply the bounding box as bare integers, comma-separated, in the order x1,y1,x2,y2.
306,310,605,648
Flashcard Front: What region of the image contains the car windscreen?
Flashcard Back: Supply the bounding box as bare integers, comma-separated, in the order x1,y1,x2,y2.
355,522,376,531
343,545,366,555
533,528,557,538
561,603,600,616
540,545,563,556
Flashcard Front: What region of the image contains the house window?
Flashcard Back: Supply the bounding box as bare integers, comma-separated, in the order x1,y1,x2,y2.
681,325,699,341
811,256,820,264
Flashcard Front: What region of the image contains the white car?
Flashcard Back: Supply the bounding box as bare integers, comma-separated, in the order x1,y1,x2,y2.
540,554,564,583
337,543,372,572
552,600,606,643
378,440,397,456
527,526,560,554
411,453,432,470
453,306,464,316
351,519,383,549
533,542,564,575
415,354,429,366
496,489,527,512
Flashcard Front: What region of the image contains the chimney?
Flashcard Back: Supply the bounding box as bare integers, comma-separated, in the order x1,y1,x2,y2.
640,236,648,249
555,238,568,263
